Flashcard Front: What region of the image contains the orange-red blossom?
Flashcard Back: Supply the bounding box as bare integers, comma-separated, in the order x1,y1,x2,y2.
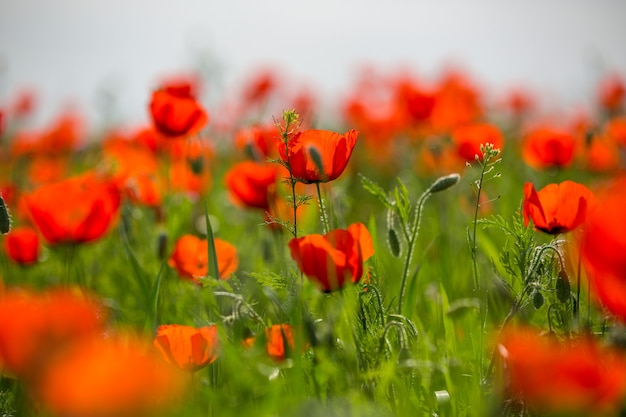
522,181,595,235
499,327,626,415
153,324,219,372
279,129,358,184
288,223,374,292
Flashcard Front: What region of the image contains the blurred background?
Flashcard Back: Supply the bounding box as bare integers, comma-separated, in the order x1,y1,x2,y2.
1,0,625,128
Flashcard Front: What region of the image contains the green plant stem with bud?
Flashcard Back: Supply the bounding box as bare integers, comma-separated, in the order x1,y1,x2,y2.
397,174,460,315
276,110,301,238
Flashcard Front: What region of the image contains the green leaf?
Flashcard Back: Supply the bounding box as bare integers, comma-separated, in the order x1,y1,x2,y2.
359,174,393,209
204,200,219,280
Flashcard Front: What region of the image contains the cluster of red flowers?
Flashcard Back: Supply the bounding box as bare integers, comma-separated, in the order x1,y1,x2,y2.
1,65,626,416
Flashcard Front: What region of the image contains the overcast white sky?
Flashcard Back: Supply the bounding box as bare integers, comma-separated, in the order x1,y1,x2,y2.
1,0,625,128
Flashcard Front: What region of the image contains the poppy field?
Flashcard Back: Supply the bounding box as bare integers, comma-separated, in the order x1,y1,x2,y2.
1,67,626,416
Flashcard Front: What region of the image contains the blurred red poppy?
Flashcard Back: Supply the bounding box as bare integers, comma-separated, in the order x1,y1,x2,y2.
598,74,625,113
521,126,578,169
0,287,105,379
103,137,162,207
279,129,359,184
168,234,238,282
224,161,278,210
234,124,280,160
3,226,40,265
243,324,301,362
149,81,208,138
580,178,626,322
451,123,504,162
36,333,186,417
498,326,626,415
288,223,374,292
25,173,121,245
522,181,595,234
153,324,219,372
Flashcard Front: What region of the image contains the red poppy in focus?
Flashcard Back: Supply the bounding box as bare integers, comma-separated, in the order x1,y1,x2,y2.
498,326,626,416
279,129,359,184
168,234,238,282
521,127,578,169
153,324,219,372
522,181,595,235
580,178,626,322
3,226,40,265
288,223,374,292
36,333,187,417
0,287,105,379
451,123,504,162
25,173,121,245
149,81,208,138
224,161,278,210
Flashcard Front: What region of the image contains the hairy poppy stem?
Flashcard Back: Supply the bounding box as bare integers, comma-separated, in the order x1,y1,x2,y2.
315,182,330,234
397,190,430,315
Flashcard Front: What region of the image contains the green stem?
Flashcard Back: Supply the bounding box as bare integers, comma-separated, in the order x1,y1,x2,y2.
398,190,430,314
471,161,488,293
315,182,330,234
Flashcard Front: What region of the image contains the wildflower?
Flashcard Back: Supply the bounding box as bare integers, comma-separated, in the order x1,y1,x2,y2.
498,326,626,415
279,129,359,184
0,287,105,379
153,324,219,372
451,123,504,162
35,333,186,417
25,172,121,245
224,161,278,210
580,178,626,321
149,80,208,138
522,181,595,234
521,126,578,169
288,223,374,292
3,226,40,265
103,136,162,207
234,124,280,160
598,74,625,113
168,234,238,282
244,324,300,362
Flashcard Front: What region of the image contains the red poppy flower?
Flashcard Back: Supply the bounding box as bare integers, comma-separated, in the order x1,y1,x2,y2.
25,173,121,245
0,287,105,379
580,178,626,321
498,327,626,415
522,181,595,234
36,333,186,417
521,126,578,169
243,324,303,362
279,129,358,184
168,234,238,282
598,74,625,113
451,123,503,162
288,223,374,292
103,138,162,207
149,82,208,138
153,324,219,372
234,124,280,160
3,226,40,265
224,161,278,210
